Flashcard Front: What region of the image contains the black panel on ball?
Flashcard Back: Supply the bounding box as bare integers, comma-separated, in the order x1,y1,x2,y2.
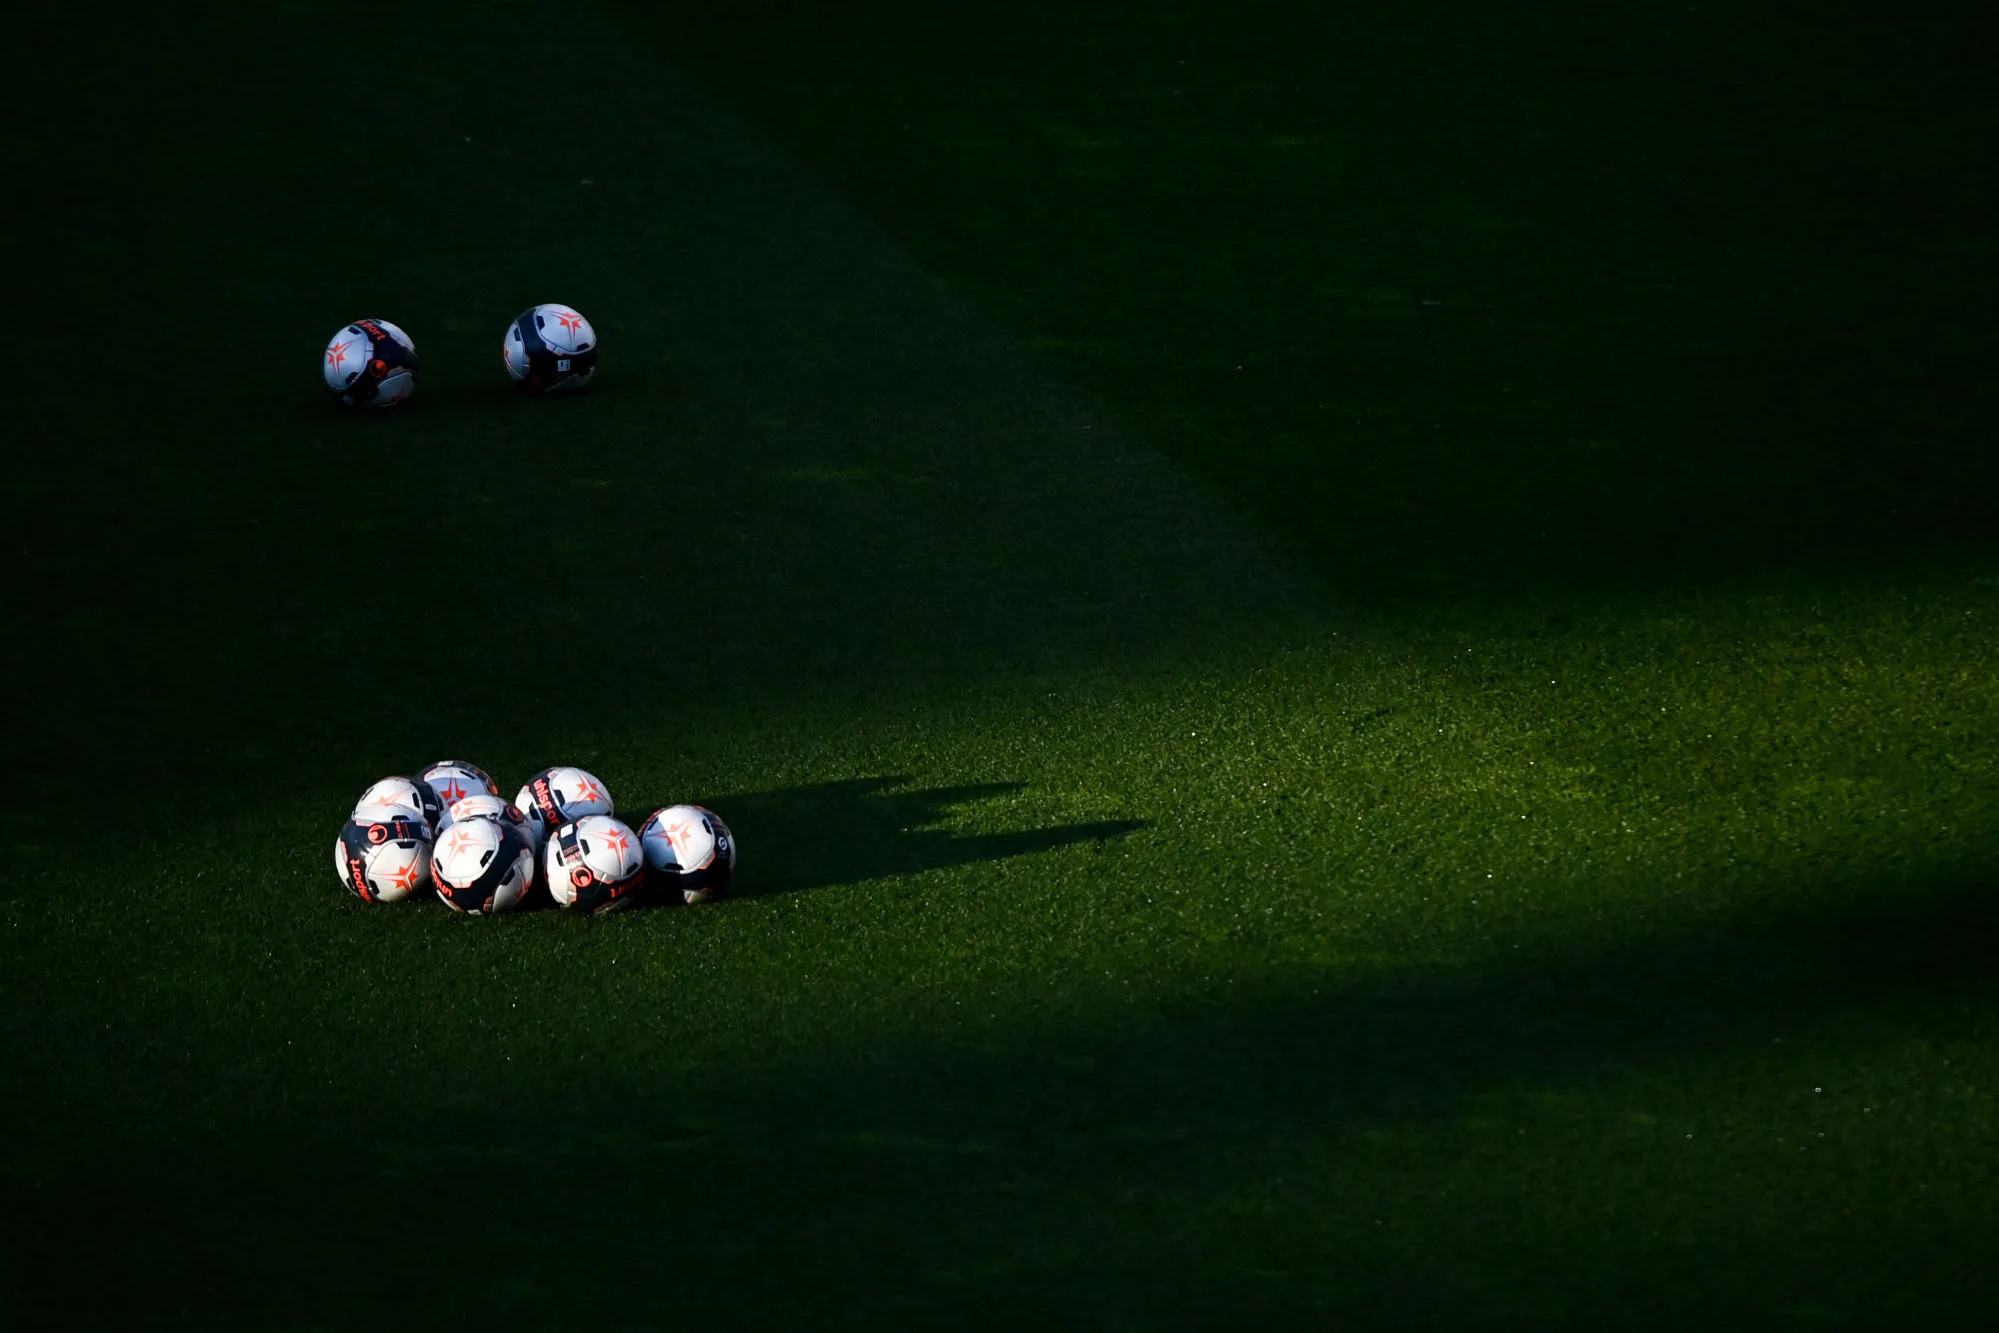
524,768,564,830
337,822,379,901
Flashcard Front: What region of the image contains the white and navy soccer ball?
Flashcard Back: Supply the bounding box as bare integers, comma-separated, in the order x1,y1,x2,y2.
545,815,645,915
323,318,419,407
418,760,500,810
440,791,538,852
333,813,434,903
430,817,536,915
353,776,444,832
502,304,598,394
514,766,614,851
442,792,512,826
639,804,736,904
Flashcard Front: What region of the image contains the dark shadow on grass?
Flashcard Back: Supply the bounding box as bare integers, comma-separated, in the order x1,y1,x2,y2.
483,780,1140,913
663,776,1145,897
8,862,1998,1327
6,3,1318,818
629,0,1999,618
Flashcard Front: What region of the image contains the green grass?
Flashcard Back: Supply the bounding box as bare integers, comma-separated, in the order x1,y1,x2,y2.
642,0,1999,613
5,1,1999,1327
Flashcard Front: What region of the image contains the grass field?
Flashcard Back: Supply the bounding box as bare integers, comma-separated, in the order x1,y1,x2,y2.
5,1,1998,1326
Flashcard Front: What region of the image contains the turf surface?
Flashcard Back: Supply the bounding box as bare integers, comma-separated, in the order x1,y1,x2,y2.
5,1,1998,1327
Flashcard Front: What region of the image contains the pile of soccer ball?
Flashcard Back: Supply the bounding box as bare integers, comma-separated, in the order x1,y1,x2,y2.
335,760,736,917
321,304,597,406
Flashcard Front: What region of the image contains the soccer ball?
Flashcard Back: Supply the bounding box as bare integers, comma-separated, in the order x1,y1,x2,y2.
639,804,736,904
440,792,537,851
333,813,433,903
323,319,419,407
514,766,614,851
418,760,500,809
442,792,515,825
502,304,598,394
431,817,536,915
353,776,443,832
545,816,645,915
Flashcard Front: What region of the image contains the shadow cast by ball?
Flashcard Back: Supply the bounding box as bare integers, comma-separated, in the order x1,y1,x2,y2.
639,776,1145,900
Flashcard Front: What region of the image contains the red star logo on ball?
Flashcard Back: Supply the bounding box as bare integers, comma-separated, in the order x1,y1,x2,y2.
599,826,631,856
439,779,468,804
387,860,421,893
572,777,604,806
326,339,353,369
445,828,478,858
369,790,408,809
555,310,583,335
